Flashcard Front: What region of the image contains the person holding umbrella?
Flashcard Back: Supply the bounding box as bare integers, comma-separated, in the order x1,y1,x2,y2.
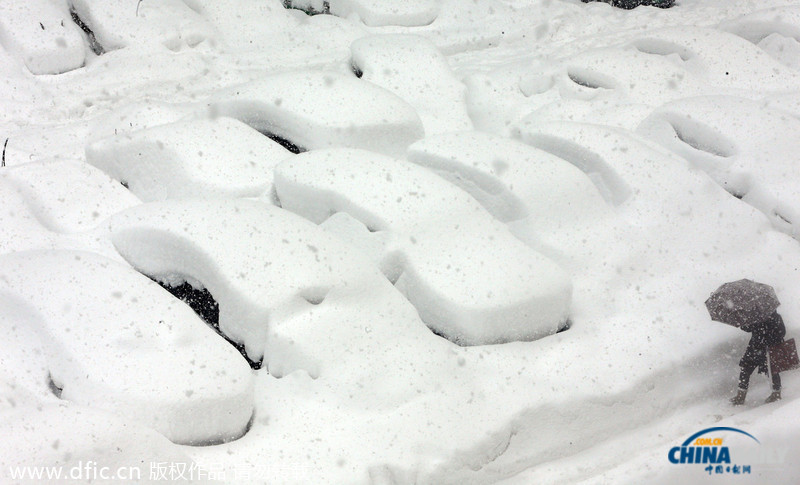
706,279,785,405
732,311,785,404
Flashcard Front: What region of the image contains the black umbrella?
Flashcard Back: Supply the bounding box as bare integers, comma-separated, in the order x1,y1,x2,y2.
705,279,780,328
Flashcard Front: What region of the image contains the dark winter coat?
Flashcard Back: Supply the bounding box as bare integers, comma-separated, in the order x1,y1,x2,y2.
739,312,786,373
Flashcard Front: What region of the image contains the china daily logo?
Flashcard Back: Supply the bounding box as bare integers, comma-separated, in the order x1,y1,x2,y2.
667,427,761,475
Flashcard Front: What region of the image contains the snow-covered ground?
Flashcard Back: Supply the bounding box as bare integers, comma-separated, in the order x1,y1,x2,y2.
1,0,799,483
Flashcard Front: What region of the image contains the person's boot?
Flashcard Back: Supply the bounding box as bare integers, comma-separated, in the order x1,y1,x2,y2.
765,389,781,403
730,388,747,405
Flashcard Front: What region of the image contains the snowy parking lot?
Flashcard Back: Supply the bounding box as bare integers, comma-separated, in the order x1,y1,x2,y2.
1,0,799,483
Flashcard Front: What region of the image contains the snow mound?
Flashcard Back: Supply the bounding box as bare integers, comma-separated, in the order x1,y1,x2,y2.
210,70,424,157
350,34,471,134
109,198,380,364
628,27,800,92
0,400,200,484
0,178,120,260
3,100,188,167
86,117,290,201
721,6,800,46
516,119,705,203
5,1,800,482
482,26,800,135
415,0,514,55
274,148,572,345
756,32,800,71
637,95,800,238
2,121,93,167
0,250,254,445
557,48,699,105
0,0,85,75
406,131,608,230
523,98,655,133
192,0,363,65
465,69,540,136
512,119,766,257
513,122,633,209
70,0,214,52
0,299,52,407
500,47,707,131
107,200,456,417
86,101,189,143
509,118,790,363
720,6,800,71
3,159,140,233
258,274,456,408
0,177,66,256
329,0,440,27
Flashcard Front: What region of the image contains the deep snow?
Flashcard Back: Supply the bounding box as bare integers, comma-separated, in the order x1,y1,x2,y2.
1,0,799,483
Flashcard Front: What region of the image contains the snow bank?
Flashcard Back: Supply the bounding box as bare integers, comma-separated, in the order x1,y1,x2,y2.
211,70,424,157
350,34,472,134
406,130,608,226
274,148,572,345
0,0,85,75
0,250,254,445
3,159,140,233
86,117,290,201
637,95,800,238
329,0,440,27
70,0,214,52
109,198,379,363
